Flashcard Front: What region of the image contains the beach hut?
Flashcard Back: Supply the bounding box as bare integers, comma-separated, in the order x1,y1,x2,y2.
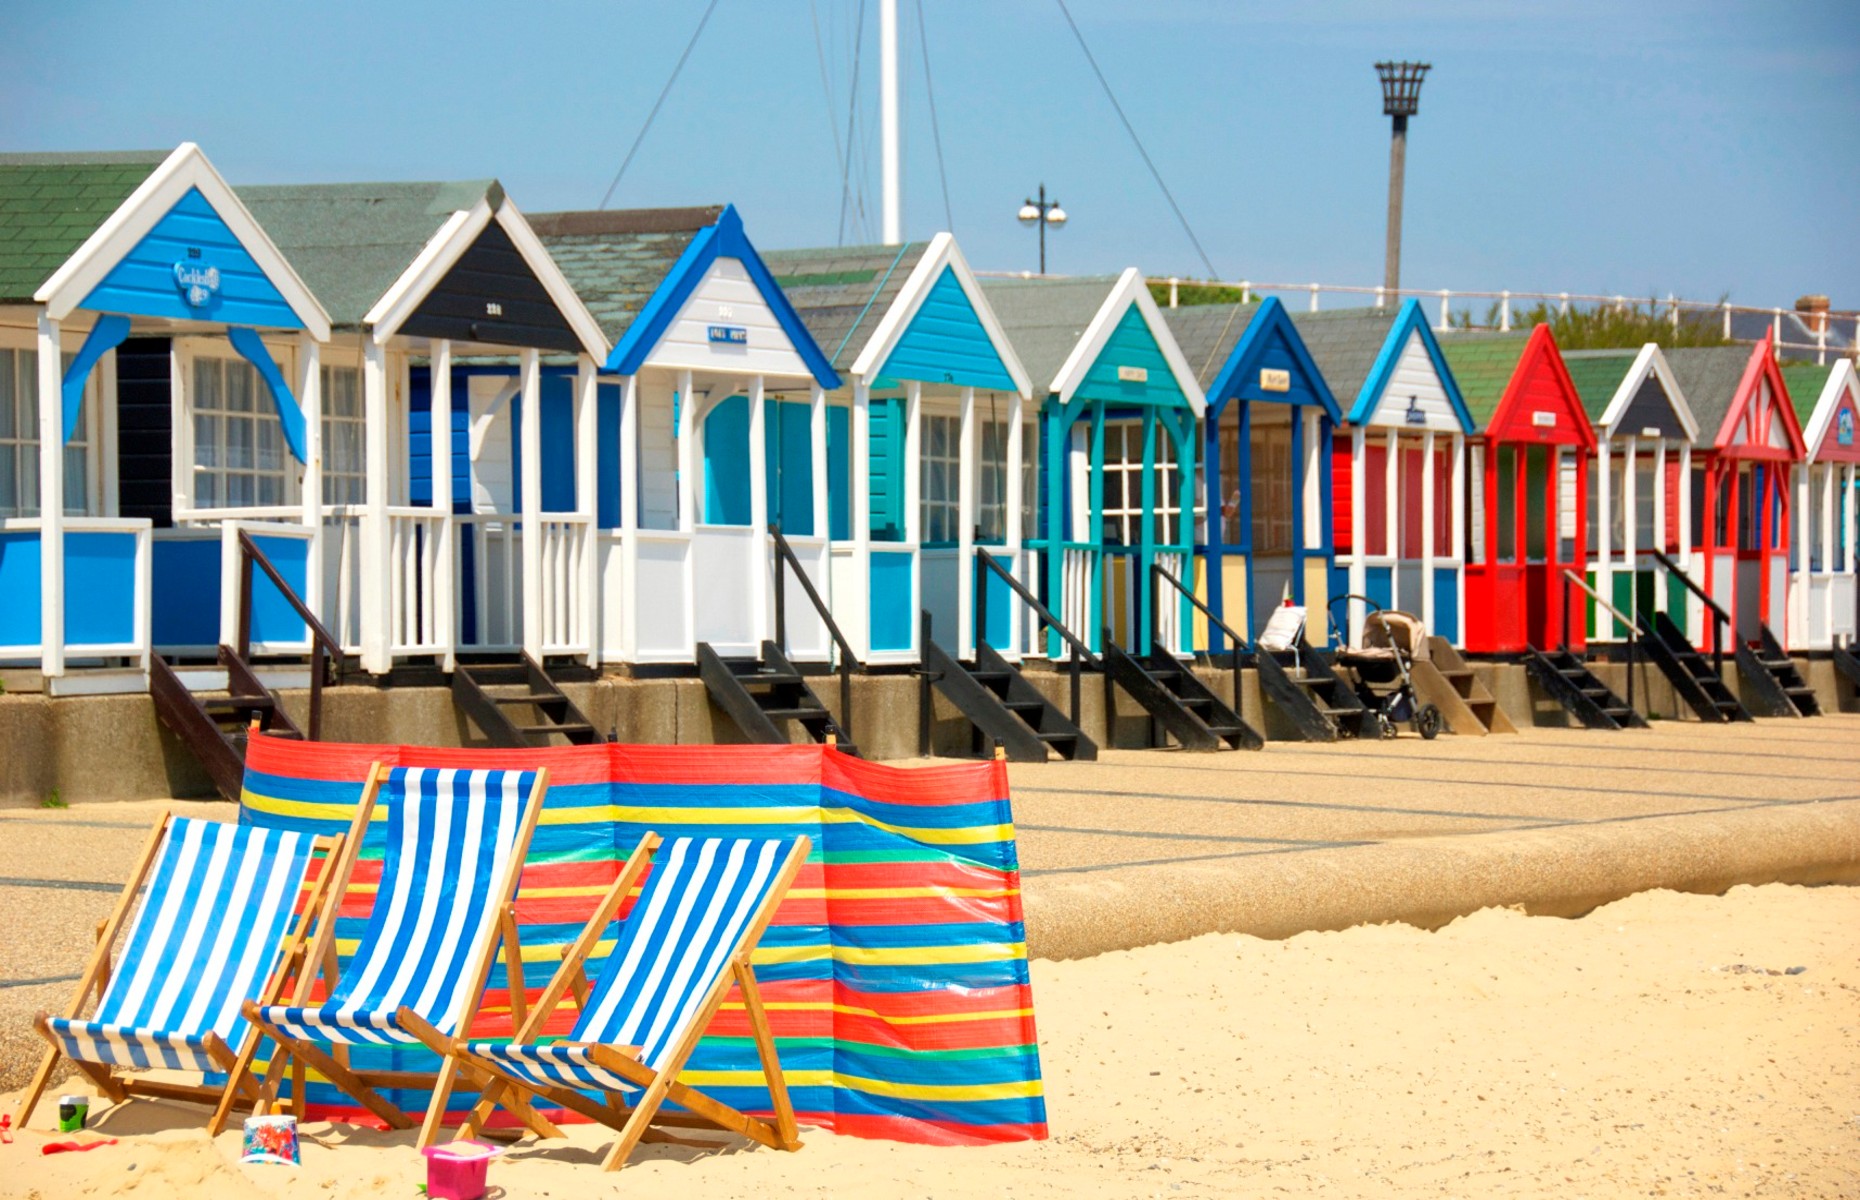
1780,358,1858,650
1562,344,1700,644
1164,297,1340,647
0,146,329,692
1440,326,1596,654
1293,300,1475,645
765,235,1034,664
236,181,610,676
1665,335,1807,648
522,206,841,666
980,270,1206,657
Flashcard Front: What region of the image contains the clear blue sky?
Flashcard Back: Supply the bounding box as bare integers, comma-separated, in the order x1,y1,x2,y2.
5,1,1856,308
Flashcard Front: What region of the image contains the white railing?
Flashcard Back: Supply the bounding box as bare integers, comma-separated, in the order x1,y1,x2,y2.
1060,546,1094,647
534,515,592,656
386,507,451,656
0,516,152,669
1154,550,1187,654
1000,269,1860,365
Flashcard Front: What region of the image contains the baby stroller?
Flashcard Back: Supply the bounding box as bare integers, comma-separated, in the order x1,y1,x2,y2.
1325,594,1443,740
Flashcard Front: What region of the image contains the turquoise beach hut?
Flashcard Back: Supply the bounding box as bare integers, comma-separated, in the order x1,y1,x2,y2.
767,234,1034,664
981,269,1206,658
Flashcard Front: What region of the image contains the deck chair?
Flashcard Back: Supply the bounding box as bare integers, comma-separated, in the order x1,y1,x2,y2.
22,812,355,1134
448,831,811,1172
244,763,551,1146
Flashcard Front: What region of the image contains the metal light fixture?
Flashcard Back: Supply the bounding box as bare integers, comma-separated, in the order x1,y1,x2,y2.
1018,184,1066,274
1374,60,1430,301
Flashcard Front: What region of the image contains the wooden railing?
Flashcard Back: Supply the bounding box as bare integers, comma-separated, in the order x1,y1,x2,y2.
1650,549,1731,672
1563,568,1639,714
975,547,1100,730
233,530,346,741
1153,561,1247,717
771,523,859,747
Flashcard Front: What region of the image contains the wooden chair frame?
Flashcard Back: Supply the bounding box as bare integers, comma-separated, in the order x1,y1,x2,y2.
245,762,554,1146
447,831,811,1171
20,807,361,1135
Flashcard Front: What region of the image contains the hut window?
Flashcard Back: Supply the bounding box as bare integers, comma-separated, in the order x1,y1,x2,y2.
1467,446,1485,563
920,414,960,545
192,355,291,510
1399,443,1425,560
1099,420,1181,547
1251,421,1292,555
0,347,91,518
1218,420,1241,546
1634,455,1657,550
977,418,1012,544
1495,447,1517,562
1433,443,1453,558
321,365,365,507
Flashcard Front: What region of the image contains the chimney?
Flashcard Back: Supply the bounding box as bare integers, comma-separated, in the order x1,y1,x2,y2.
1796,294,1830,335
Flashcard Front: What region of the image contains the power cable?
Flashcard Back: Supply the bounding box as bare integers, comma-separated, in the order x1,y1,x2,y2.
810,0,850,192
1051,0,1219,277
599,0,723,209
838,0,870,244
916,0,955,232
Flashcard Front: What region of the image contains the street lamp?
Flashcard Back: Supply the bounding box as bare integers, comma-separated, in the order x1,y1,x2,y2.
1374,60,1430,302
1017,184,1067,275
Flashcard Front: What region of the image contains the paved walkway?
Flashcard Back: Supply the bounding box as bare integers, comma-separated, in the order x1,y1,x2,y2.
4,717,1858,1087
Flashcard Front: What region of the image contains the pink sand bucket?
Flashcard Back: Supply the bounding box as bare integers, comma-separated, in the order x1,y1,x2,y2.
420,1141,504,1200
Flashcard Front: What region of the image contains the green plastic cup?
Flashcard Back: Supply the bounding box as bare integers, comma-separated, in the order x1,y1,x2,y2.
56,1095,88,1132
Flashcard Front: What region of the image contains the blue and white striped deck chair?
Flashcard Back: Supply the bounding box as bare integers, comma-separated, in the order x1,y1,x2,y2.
245,763,551,1146
23,813,351,1135
452,831,812,1172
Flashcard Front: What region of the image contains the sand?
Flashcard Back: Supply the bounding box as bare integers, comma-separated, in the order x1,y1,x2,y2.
5,881,1855,1199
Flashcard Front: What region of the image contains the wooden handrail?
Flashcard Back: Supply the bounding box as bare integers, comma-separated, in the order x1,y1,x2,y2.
1647,548,1727,671
1563,568,1638,712
974,548,1100,668
1152,561,1247,717
769,524,859,747
235,530,347,741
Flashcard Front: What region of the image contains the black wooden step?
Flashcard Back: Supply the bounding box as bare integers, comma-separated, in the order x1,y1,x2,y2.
453,653,599,746
1523,645,1646,730
1102,637,1262,752
697,641,854,752
922,629,1096,762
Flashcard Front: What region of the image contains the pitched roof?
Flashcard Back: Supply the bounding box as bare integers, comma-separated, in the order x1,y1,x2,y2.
527,206,724,343
1780,361,1834,427
1663,344,1755,445
1560,349,1640,422
763,242,928,371
1162,302,1262,390
1286,307,1400,405
1437,331,1532,427
236,180,499,328
977,275,1120,394
0,151,168,303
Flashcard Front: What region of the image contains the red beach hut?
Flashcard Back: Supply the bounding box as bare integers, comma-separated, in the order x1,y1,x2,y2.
1666,334,1807,649
1441,326,1596,654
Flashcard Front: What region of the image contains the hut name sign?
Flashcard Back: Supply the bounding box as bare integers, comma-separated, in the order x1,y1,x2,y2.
1259,368,1290,392
1531,411,1557,428
172,257,221,309
708,325,748,345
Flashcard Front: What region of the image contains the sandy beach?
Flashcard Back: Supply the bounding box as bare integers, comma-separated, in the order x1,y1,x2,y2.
6,881,1855,1199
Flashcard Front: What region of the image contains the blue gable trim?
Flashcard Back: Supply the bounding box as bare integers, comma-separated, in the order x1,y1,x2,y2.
605,205,841,389
1204,296,1341,421
79,187,304,330
875,265,1017,392
1350,298,1474,432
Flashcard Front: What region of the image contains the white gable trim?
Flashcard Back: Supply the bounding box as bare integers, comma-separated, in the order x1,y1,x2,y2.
1803,358,1859,458
1048,267,1206,415
363,196,608,358
849,232,1034,399
1598,343,1699,442
365,200,485,341
35,142,331,339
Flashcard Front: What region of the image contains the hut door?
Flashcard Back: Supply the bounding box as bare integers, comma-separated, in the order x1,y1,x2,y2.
694,394,758,653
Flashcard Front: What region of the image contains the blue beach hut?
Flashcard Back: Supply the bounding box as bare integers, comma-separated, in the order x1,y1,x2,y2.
766,234,1034,664
981,269,1207,658
1293,300,1475,644
1165,297,1341,648
0,145,329,691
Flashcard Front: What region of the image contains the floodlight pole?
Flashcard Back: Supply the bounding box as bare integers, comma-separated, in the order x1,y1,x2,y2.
881,0,902,245
1376,61,1430,302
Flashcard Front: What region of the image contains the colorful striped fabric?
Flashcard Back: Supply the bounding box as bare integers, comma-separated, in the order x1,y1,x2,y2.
238,738,1047,1145
257,767,534,1046
473,836,791,1095
47,819,312,1074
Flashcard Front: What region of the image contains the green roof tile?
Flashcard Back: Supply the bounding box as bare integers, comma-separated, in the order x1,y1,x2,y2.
0,151,168,302
1438,332,1531,429
1780,362,1833,427
1560,349,1639,422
